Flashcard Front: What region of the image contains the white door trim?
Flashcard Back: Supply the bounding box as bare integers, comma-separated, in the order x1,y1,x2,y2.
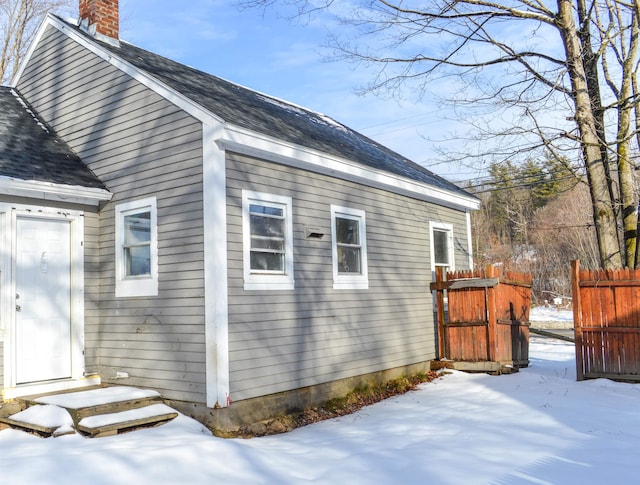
1,204,96,399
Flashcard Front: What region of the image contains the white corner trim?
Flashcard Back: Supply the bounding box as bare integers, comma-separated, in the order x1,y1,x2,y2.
466,211,474,270
217,125,481,212
0,177,112,206
203,123,230,408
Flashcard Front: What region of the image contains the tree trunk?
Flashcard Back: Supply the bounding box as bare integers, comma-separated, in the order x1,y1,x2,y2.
576,0,616,214
556,0,622,269
617,12,640,268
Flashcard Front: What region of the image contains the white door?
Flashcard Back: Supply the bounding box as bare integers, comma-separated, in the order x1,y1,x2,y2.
15,216,72,384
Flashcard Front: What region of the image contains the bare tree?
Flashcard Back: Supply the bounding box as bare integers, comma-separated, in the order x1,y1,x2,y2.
530,182,599,298
246,0,640,269
1,0,72,84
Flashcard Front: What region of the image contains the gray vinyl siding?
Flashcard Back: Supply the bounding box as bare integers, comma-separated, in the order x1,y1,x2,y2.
17,25,207,403
226,152,471,401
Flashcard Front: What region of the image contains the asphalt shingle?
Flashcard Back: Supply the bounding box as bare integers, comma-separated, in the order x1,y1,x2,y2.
63,18,474,200
0,86,106,189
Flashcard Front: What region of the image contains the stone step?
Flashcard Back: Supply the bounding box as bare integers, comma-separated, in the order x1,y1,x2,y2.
76,403,178,438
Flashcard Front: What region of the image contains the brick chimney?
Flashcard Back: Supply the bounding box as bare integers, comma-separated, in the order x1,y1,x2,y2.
79,0,119,41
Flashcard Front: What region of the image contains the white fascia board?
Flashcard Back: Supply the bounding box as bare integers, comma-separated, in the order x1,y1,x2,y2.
9,14,54,87
217,125,481,212
17,15,478,213
0,177,112,206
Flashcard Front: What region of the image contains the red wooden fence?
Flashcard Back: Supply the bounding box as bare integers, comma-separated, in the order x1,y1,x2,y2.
572,260,640,381
431,265,532,367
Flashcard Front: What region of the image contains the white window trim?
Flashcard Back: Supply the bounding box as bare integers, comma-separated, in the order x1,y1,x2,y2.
115,197,158,298
331,205,369,290
242,190,294,291
429,221,455,273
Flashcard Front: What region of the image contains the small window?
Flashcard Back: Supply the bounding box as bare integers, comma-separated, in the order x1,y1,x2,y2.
430,222,454,273
123,211,151,277
242,190,294,290
331,205,368,289
115,197,158,297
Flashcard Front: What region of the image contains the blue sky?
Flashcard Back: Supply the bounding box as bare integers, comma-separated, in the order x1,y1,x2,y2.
98,0,471,182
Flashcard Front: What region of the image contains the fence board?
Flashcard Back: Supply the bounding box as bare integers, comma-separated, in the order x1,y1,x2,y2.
431,265,531,367
572,260,640,381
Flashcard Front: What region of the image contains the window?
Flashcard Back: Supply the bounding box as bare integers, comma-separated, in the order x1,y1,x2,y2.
242,191,294,290
115,197,158,297
331,205,368,289
430,222,454,273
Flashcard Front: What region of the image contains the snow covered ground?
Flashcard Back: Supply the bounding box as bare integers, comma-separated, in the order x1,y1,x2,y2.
1,309,639,484
529,305,574,329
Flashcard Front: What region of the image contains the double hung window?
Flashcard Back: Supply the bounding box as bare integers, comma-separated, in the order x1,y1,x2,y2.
242,191,294,290
115,197,158,297
331,205,368,289
430,222,454,273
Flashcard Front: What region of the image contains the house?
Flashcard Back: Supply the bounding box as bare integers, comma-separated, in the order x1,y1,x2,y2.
1,0,480,429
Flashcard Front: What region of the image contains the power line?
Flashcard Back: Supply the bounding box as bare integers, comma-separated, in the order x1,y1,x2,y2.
455,164,583,189
532,223,593,231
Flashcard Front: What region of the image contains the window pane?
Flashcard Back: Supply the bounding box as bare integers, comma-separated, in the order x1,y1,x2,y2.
250,204,283,217
124,212,150,244
434,230,450,265
336,217,359,244
125,245,151,276
250,214,284,238
337,246,361,274
250,252,284,271
249,202,286,273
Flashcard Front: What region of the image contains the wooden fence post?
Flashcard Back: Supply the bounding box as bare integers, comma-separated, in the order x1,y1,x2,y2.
571,260,584,381
435,266,446,360
486,264,498,362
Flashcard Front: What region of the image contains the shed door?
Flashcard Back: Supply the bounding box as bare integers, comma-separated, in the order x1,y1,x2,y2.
15,217,72,384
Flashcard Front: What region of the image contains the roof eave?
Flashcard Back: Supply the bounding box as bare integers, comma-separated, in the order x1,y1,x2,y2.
217,124,480,212
0,177,112,206
21,15,479,212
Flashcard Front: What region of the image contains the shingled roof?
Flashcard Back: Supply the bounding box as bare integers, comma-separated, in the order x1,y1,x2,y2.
0,86,106,190
63,18,474,200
